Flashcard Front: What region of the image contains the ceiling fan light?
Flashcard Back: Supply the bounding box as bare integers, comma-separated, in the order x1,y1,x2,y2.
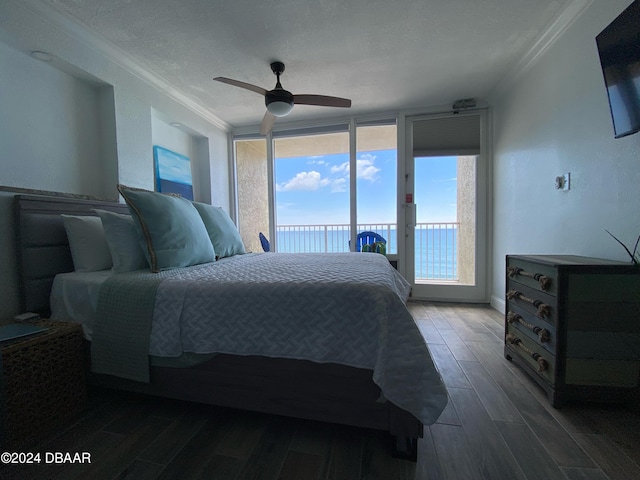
267,100,294,117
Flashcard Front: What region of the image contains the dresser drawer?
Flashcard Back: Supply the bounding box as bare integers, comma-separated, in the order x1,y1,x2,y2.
507,257,557,296
506,323,555,386
506,281,557,325
506,305,555,356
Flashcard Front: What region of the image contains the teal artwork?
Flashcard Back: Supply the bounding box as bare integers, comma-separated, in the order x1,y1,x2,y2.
153,145,194,200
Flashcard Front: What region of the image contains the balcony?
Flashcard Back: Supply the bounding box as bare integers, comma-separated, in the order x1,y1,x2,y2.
275,222,459,281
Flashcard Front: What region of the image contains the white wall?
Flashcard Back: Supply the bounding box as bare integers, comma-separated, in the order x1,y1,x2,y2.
0,0,230,200
0,0,230,318
490,0,640,310
0,41,113,197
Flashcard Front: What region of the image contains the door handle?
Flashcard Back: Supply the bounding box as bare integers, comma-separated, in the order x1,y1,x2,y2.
404,203,416,227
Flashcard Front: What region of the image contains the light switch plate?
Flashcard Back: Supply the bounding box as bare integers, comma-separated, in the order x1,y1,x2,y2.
555,173,570,191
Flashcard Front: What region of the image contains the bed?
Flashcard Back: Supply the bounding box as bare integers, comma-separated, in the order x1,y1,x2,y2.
14,192,447,459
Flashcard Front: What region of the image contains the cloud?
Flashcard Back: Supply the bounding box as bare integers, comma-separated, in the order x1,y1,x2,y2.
277,171,329,191
330,162,349,175
330,177,347,193
277,170,348,194
278,154,381,194
330,154,380,182
307,157,327,166
357,154,380,181
433,177,458,183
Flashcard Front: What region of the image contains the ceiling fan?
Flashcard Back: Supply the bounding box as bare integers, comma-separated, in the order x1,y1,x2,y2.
214,61,352,135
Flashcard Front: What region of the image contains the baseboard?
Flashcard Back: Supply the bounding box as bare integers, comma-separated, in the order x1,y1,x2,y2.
490,294,505,314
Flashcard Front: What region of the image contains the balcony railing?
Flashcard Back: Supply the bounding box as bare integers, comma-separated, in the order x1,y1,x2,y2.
275,222,459,281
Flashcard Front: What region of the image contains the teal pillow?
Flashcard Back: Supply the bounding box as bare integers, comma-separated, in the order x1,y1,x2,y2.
192,202,246,258
118,185,215,272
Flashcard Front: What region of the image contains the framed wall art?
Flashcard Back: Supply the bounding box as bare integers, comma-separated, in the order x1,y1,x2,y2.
153,145,194,200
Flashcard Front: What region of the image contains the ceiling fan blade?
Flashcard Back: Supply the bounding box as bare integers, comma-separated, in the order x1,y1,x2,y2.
293,94,351,108
260,111,277,136
213,77,267,96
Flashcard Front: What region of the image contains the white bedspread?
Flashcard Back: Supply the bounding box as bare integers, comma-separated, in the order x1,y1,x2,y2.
57,252,448,425
146,252,448,425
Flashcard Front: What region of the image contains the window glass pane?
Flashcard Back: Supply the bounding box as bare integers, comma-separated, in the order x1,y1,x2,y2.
274,132,350,252
414,154,476,284
235,138,269,253
356,124,397,254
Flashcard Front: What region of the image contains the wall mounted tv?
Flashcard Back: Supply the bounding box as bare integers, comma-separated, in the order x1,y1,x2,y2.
596,0,640,138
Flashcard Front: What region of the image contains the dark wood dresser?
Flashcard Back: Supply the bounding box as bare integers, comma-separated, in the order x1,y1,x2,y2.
504,254,640,407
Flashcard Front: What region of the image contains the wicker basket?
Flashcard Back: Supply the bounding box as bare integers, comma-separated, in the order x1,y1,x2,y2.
1,320,86,448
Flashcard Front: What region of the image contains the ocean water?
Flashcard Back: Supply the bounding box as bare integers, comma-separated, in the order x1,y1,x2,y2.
276,227,458,280
158,179,194,200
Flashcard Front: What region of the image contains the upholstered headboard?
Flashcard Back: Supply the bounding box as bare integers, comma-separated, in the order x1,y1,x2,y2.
14,194,129,316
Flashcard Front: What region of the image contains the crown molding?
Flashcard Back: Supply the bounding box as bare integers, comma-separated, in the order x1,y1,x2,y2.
15,0,230,132
488,0,593,101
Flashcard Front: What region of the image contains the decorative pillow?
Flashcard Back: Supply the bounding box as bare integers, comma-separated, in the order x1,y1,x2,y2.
192,202,247,258
61,214,112,272
94,209,148,273
117,185,215,272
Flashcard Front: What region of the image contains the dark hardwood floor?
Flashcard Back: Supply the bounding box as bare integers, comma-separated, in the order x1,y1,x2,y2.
1,303,639,480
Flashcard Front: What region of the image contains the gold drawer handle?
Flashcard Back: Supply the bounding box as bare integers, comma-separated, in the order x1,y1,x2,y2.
506,290,551,319
507,266,551,291
507,312,551,343
505,333,549,372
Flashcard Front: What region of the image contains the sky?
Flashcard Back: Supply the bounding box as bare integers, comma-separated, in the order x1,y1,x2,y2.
274,149,458,225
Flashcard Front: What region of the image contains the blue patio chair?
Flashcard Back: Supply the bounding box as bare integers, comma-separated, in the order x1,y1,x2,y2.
259,232,271,252
351,231,386,253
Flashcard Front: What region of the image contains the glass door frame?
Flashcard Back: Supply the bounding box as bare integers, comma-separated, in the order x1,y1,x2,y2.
399,110,489,302
236,120,399,255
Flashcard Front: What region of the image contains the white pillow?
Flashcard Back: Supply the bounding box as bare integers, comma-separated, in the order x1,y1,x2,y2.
61,214,113,272
94,209,148,273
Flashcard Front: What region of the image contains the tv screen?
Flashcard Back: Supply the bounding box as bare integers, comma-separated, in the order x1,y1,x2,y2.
596,0,640,138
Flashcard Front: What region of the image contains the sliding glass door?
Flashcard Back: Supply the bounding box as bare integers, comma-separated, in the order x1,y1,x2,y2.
234,113,487,302
273,129,351,252
235,123,397,255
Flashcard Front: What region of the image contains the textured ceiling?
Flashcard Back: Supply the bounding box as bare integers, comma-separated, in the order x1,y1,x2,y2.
41,0,574,129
